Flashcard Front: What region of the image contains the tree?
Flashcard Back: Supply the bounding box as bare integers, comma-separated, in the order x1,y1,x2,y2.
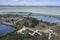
23,17,39,28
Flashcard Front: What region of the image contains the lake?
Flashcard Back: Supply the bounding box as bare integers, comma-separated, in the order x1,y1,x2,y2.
0,24,16,36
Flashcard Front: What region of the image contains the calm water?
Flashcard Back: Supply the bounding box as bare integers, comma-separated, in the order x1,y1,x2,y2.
0,6,60,15
0,24,16,36
31,16,60,23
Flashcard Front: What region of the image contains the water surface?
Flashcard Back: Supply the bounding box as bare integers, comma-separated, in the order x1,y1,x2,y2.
0,24,16,36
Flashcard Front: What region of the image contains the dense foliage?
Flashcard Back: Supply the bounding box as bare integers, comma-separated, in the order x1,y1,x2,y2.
23,17,39,28
0,32,60,40
0,32,48,40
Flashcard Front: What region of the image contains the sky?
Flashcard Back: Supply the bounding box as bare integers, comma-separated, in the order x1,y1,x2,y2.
0,0,60,6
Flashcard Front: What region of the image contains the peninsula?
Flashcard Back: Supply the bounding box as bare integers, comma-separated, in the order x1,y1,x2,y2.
0,13,60,40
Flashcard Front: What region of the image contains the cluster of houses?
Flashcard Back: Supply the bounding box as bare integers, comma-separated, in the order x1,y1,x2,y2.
17,26,42,36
